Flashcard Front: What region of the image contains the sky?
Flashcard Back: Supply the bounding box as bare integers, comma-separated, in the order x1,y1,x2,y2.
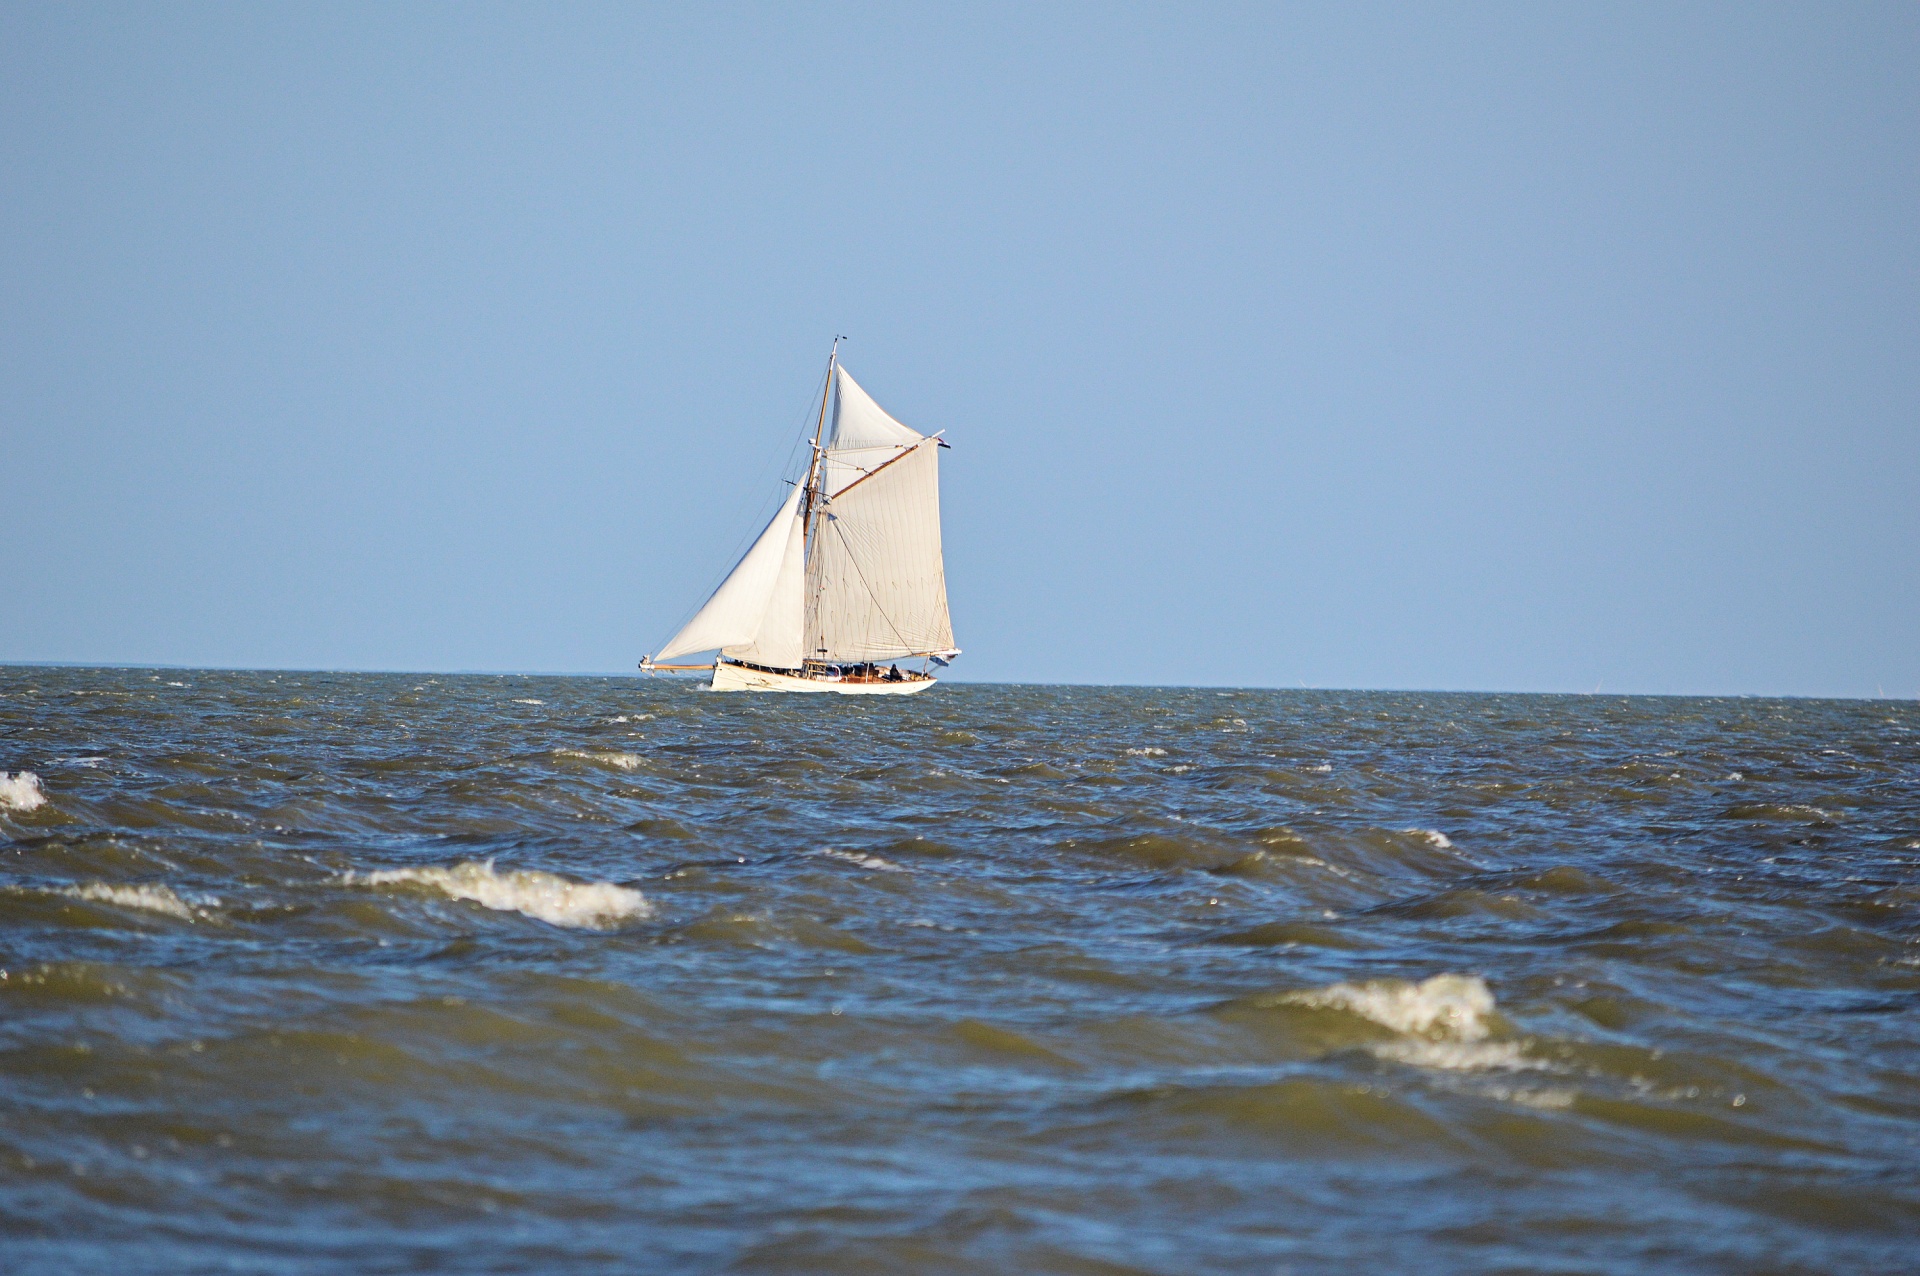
2,3,1915,696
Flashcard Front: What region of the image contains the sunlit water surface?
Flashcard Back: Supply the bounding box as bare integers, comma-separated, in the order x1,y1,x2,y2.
2,668,1917,1272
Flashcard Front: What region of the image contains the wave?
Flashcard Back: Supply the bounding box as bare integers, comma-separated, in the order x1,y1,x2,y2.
344,859,652,929
813,848,905,872
1280,973,1541,1072
0,771,47,811
552,748,644,771
1283,972,1493,1037
63,881,197,920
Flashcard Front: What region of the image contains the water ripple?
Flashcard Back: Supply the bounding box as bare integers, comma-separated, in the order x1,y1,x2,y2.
2,668,1917,1271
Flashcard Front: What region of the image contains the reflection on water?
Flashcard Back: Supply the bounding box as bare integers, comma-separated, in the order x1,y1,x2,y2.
1,668,1916,1271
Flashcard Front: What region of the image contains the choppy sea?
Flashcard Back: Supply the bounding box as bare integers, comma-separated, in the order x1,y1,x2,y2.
2,667,1917,1273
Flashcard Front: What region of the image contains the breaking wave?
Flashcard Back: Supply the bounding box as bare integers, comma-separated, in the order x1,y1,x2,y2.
0,771,47,811
63,881,199,920
344,860,652,929
814,848,905,872
552,748,644,771
1281,973,1541,1071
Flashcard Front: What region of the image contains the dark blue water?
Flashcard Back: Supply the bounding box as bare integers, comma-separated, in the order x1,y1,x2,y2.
3,667,1917,1272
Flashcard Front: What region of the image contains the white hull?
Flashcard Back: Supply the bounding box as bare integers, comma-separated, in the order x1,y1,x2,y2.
710,660,935,695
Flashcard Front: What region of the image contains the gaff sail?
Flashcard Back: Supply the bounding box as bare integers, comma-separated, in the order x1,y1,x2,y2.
805,367,956,663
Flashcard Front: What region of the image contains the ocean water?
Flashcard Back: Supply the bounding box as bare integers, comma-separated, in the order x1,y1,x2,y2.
2,667,1917,1274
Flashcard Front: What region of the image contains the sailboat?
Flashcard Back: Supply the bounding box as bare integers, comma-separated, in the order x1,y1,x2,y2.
640,341,959,694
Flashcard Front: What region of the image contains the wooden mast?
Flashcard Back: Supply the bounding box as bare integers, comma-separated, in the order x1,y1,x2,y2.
798,336,840,668
801,337,840,532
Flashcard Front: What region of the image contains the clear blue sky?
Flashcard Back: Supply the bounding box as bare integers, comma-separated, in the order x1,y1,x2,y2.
3,3,1915,695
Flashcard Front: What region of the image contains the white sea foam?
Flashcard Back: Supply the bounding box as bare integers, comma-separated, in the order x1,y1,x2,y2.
610,714,654,724
552,748,644,771
512,698,545,705
345,860,651,929
1305,763,1333,773
1126,747,1167,757
814,848,904,872
1282,973,1540,1071
1406,829,1455,849
64,882,196,920
1285,972,1494,1037
0,771,47,811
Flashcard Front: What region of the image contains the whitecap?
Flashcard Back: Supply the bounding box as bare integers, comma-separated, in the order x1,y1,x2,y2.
1126,747,1167,757
1305,763,1333,773
813,848,905,872
64,882,196,921
552,748,644,771
512,698,545,705
1280,973,1540,1072
1284,972,1494,1038
344,860,651,929
1406,829,1455,849
0,771,47,812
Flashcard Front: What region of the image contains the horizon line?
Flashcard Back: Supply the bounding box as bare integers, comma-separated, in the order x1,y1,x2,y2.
1,659,1912,703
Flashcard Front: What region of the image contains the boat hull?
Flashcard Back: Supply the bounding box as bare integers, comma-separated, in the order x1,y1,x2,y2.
710,660,935,695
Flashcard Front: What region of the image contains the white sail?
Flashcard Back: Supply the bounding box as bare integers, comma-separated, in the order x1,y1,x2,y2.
725,507,805,668
656,484,805,661
805,367,956,663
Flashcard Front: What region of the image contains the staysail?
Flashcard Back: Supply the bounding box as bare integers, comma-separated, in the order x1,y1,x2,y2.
805,367,956,663
726,508,805,667
656,483,805,661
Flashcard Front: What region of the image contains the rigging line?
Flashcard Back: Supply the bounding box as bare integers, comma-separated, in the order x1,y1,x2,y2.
828,516,916,658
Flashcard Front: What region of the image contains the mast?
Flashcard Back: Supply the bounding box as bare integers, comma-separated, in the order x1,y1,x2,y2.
798,337,841,667
800,337,841,541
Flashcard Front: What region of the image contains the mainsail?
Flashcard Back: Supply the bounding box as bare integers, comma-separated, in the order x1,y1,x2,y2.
805,367,956,663
655,484,805,661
